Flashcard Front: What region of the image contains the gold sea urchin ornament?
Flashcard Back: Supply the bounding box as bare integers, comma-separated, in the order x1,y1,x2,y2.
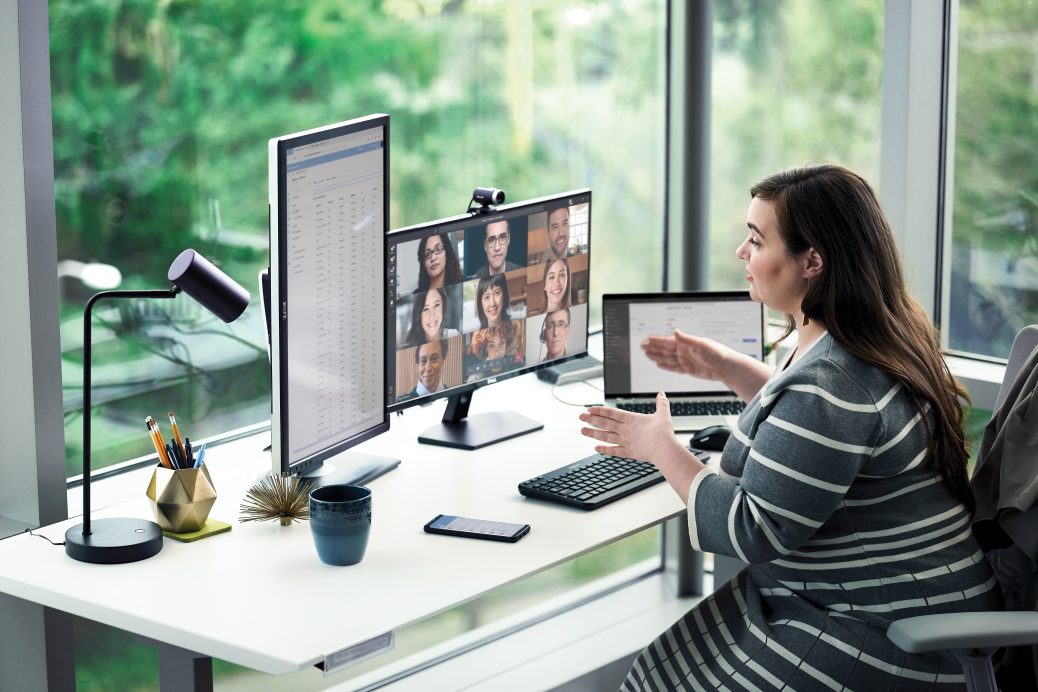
239,474,316,526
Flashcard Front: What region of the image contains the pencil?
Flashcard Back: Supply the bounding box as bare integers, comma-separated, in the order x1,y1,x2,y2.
169,412,186,462
147,417,173,469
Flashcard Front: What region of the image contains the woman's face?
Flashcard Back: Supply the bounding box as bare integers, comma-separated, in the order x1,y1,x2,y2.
736,198,808,316
481,284,504,327
545,261,568,309
421,294,443,339
423,236,446,283
486,333,507,360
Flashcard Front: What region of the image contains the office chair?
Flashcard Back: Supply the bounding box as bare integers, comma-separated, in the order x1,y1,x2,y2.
887,325,1038,692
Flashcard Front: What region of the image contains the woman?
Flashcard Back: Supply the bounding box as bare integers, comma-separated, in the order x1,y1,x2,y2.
465,322,524,381
475,273,511,330
415,233,463,292
403,288,459,348
580,165,1002,691
539,257,570,315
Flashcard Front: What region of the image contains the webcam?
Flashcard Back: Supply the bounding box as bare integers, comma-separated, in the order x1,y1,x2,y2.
468,187,506,215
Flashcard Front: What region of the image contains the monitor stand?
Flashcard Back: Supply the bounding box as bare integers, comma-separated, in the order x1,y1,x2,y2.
417,391,543,450
258,451,400,488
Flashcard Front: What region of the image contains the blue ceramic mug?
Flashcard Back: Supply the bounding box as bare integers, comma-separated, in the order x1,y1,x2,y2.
309,485,371,566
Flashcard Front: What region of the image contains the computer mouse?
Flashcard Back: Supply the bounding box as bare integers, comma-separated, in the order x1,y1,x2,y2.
689,426,732,452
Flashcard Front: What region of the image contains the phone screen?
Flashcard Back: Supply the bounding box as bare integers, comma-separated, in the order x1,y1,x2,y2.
428,515,526,537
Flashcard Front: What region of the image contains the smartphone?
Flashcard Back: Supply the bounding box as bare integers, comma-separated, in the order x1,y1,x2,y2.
424,515,530,543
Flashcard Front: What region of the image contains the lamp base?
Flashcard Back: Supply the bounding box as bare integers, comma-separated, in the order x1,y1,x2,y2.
64,518,164,564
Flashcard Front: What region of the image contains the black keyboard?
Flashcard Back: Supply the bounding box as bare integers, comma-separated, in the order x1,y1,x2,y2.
616,400,746,416
518,451,710,510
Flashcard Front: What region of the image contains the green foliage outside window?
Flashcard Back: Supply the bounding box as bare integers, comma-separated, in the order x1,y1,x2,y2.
50,0,666,476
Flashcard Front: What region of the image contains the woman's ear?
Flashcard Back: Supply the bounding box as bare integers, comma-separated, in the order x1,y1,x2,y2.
802,248,824,280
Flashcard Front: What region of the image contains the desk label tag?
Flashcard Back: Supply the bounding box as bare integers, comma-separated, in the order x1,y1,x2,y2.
322,630,395,677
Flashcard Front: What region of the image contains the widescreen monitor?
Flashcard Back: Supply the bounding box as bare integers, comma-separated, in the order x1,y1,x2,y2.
268,114,394,484
386,189,592,449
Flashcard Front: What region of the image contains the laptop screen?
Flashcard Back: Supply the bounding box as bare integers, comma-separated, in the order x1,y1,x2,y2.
602,292,764,398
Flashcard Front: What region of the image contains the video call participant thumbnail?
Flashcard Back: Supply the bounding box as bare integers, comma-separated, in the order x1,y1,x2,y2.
396,339,459,403
415,233,464,292
532,205,575,265
464,322,526,382
527,303,587,365
476,273,511,329
526,257,571,317
468,220,525,279
401,287,460,348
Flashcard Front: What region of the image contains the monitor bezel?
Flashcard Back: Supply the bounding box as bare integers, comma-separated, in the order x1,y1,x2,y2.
385,188,592,413
270,114,391,476
601,290,765,400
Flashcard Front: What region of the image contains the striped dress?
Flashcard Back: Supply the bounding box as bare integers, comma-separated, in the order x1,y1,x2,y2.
624,333,1003,692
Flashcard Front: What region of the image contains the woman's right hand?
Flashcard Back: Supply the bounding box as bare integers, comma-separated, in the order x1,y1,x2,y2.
641,329,732,382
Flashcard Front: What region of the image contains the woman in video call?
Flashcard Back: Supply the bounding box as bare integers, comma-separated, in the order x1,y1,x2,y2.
403,288,459,348
465,322,523,381
415,233,463,292
475,273,511,329
580,164,1002,692
539,257,571,316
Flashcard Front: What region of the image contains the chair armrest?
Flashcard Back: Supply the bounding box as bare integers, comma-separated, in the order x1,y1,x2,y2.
888,612,1038,653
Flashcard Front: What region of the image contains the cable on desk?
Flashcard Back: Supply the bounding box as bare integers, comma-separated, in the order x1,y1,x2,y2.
26,528,64,546
551,380,604,407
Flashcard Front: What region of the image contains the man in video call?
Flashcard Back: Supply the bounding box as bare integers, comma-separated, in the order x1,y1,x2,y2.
471,220,522,278
534,206,575,265
398,340,448,402
540,307,571,363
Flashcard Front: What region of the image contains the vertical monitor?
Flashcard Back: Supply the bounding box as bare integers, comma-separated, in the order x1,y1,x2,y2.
386,190,592,412
269,114,390,476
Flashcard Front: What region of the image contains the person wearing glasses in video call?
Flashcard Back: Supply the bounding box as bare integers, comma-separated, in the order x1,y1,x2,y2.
471,220,522,278
534,206,576,265
397,340,448,402
538,307,570,363
415,233,463,293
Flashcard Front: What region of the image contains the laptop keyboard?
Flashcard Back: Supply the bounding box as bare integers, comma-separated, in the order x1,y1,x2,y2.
617,400,746,416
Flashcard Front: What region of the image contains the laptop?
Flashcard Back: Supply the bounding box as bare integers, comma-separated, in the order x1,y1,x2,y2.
601,291,765,432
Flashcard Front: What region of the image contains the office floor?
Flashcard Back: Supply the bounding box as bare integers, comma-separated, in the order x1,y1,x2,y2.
72,526,660,691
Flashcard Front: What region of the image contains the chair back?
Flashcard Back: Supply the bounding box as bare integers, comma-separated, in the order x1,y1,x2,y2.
972,325,1038,689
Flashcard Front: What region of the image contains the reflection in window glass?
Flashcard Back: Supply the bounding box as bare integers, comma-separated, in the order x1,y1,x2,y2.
50,1,665,477
948,3,1038,359
708,0,884,291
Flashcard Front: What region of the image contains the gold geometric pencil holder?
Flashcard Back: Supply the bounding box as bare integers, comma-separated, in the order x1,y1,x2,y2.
146,463,217,534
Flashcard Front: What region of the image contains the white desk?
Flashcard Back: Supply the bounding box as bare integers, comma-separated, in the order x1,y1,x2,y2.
0,369,690,688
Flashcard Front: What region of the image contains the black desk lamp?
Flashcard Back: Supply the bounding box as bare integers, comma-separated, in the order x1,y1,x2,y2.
65,249,250,564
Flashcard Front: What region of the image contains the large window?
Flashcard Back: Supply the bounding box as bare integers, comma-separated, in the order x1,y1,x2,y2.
947,1,1038,360
51,0,666,478
708,0,884,291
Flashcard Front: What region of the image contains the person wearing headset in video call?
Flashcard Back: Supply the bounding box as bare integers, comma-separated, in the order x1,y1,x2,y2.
403,288,459,348
539,257,571,316
476,273,511,329
398,340,448,402
539,307,570,363
415,233,463,292
472,221,522,278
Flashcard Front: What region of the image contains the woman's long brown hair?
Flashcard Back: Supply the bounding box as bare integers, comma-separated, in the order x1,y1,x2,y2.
751,164,975,514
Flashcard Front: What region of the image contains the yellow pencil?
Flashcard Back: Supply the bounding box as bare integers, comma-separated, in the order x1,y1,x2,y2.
168,412,186,463
147,417,173,469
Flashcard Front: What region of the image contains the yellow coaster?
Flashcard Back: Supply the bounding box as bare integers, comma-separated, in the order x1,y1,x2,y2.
163,519,232,543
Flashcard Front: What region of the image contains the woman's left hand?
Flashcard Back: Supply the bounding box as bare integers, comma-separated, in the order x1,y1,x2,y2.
579,392,684,463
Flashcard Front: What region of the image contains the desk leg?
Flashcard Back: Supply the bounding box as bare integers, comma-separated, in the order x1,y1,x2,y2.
130,634,213,692
662,514,703,597
0,594,75,692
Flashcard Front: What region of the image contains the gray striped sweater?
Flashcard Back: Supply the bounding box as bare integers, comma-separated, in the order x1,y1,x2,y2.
625,332,1002,692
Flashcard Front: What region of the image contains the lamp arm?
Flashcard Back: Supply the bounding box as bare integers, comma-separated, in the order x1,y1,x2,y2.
81,286,181,535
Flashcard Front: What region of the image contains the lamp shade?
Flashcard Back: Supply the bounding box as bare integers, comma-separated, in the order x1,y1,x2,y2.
168,249,250,322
